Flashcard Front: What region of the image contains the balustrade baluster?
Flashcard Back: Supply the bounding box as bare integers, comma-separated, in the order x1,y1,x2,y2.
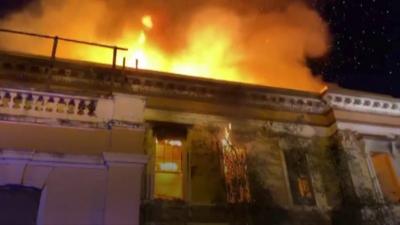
44,96,52,112
56,97,65,113
35,95,44,111
73,99,79,115
0,91,4,107
84,100,90,116
21,93,28,110
24,94,33,110
4,92,11,108
9,92,17,109
14,93,24,109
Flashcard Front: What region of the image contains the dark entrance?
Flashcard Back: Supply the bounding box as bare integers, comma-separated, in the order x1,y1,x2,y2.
0,185,41,225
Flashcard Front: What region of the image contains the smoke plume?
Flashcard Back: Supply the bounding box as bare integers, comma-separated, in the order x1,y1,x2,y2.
0,0,330,92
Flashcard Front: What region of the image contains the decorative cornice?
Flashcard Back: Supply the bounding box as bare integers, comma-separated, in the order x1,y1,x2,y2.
324,92,400,116
0,52,329,115
126,74,330,114
337,121,400,137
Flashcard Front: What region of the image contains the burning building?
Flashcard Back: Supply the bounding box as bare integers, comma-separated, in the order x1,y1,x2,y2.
0,1,399,225
0,42,399,224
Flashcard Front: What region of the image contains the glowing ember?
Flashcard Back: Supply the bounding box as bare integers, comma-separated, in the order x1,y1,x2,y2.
141,15,153,29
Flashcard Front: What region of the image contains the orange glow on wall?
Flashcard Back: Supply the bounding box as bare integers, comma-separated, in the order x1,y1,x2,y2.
371,153,400,203
221,124,250,203
154,173,183,200
297,176,313,199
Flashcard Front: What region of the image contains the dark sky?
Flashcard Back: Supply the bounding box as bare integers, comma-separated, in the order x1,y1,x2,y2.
0,0,399,96
312,0,399,96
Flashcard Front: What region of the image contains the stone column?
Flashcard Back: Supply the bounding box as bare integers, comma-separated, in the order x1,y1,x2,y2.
339,130,381,200
103,153,147,225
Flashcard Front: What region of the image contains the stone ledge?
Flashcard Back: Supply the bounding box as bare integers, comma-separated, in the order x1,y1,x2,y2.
0,149,148,168
325,92,400,117
103,152,148,166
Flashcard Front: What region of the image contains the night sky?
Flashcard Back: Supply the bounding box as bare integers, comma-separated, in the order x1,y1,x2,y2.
0,0,399,96
312,0,399,96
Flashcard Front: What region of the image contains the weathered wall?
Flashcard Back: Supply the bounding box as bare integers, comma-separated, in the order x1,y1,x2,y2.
39,167,107,225
247,134,291,206
0,122,144,154
188,126,226,204
0,150,147,225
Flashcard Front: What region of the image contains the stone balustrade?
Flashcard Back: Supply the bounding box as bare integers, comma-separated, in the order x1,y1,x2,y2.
0,88,144,125
0,88,96,115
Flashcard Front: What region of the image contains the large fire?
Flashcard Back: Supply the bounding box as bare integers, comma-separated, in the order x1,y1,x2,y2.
0,0,330,92
82,13,245,86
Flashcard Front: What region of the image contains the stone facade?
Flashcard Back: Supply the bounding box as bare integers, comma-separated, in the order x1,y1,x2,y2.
0,52,399,225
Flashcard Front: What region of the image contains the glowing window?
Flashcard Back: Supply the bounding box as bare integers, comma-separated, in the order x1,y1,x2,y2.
284,150,316,206
371,153,400,203
297,176,313,199
154,138,183,200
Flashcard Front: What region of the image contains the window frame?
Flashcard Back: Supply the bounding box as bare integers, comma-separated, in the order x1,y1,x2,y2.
368,150,400,203
147,124,190,202
282,149,317,206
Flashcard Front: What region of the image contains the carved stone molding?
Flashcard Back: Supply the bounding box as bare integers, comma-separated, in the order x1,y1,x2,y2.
338,130,364,151
0,52,329,115
126,75,330,114
324,92,400,116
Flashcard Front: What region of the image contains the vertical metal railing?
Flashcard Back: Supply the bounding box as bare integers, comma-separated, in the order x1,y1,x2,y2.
0,28,128,68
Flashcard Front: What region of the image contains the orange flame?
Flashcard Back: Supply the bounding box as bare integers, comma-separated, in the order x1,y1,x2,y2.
0,1,329,92
83,13,326,92
141,15,153,29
